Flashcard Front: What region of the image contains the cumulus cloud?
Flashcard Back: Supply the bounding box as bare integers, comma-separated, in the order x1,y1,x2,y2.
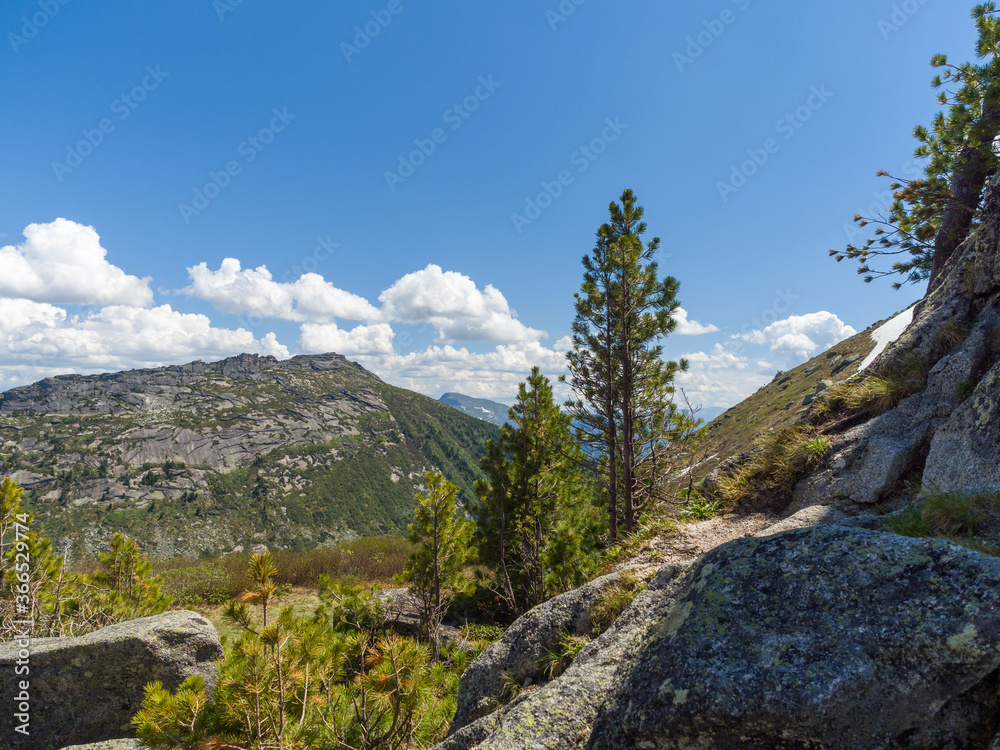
0,302,289,375
298,322,396,356
353,340,570,402
682,344,748,371
185,258,383,323
672,307,719,335
379,264,545,343
735,311,857,361
676,312,858,408
0,219,153,306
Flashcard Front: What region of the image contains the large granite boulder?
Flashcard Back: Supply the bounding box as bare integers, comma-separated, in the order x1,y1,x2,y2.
437,563,693,750
449,570,633,734
437,526,1000,749
0,610,222,749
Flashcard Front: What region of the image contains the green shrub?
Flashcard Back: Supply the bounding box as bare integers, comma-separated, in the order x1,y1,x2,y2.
957,380,974,402
679,494,723,521
134,553,463,750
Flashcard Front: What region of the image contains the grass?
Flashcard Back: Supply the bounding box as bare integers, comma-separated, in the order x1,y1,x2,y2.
687,322,878,486
590,571,642,632
540,631,591,679
812,355,929,423
679,493,723,521
714,427,830,508
886,491,1000,556
605,504,678,566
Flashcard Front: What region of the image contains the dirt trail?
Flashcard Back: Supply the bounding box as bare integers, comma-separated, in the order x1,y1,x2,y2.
625,512,780,573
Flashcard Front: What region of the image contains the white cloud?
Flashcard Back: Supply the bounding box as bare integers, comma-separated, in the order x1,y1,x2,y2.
354,340,570,403
0,297,67,331
672,307,719,335
185,258,382,323
735,311,857,361
0,302,289,375
682,344,748,371
298,322,396,356
379,264,545,344
0,219,153,306
675,312,858,408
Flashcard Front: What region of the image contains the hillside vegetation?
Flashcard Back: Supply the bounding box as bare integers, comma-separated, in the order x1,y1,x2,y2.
0,352,497,557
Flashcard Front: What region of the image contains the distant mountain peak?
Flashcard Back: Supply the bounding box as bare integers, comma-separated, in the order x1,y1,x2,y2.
439,393,511,426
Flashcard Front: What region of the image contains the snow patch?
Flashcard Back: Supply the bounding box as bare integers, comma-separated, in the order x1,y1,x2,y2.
858,306,917,372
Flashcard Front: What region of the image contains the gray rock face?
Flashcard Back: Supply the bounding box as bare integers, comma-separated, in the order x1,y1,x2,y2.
922,353,1000,495
792,307,1000,513
782,173,1000,512
60,741,146,750
0,610,222,749
439,527,1000,749
449,570,632,734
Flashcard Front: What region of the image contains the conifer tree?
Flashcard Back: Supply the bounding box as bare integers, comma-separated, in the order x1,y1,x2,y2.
566,189,686,542
476,367,598,615
832,3,1000,289
401,472,475,658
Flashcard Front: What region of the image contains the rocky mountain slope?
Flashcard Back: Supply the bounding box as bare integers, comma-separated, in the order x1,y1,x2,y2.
0,353,497,557
439,393,512,426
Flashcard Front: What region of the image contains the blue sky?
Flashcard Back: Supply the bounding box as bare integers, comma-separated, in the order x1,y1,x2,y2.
0,0,976,407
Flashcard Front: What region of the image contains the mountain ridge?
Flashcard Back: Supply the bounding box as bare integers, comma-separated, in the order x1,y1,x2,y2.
0,352,497,558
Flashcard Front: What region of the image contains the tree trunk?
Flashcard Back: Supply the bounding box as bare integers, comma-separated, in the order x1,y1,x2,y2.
929,98,1000,289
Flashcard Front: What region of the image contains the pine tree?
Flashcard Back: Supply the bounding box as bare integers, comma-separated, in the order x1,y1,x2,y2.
401,472,475,658
832,3,1000,289
566,189,686,542
475,367,599,615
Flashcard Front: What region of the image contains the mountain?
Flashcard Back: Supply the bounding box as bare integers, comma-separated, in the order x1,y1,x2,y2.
439,392,511,426
0,353,498,557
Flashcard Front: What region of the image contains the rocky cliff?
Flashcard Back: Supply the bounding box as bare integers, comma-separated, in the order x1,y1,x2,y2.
789,171,1000,514
0,352,497,557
